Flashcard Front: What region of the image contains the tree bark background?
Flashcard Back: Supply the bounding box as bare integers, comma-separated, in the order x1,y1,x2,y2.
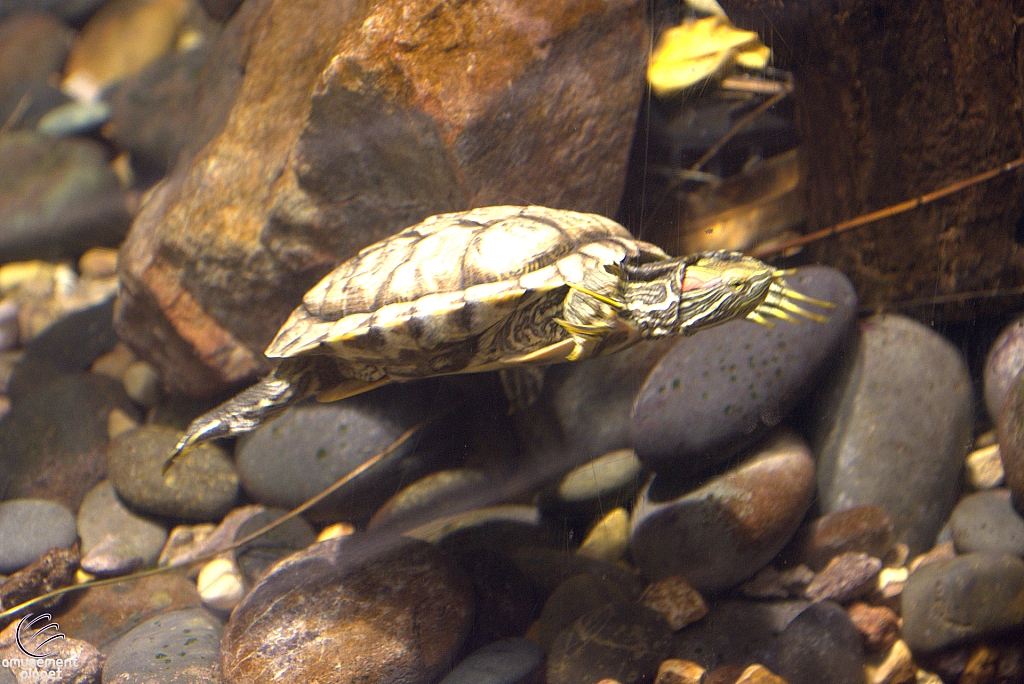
721,0,1024,320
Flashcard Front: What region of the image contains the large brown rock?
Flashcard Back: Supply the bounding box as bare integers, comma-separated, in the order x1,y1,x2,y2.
115,0,648,396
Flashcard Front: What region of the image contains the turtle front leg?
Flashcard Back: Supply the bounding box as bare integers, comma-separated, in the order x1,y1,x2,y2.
164,373,312,472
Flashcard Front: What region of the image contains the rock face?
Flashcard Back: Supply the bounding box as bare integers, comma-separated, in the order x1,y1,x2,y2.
114,0,649,396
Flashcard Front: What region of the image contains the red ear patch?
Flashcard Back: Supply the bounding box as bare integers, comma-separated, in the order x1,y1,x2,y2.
681,270,721,293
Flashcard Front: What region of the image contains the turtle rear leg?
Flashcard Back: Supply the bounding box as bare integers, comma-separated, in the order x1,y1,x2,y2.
165,373,312,472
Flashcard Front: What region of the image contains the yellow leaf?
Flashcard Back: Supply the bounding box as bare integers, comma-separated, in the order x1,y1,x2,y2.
735,43,771,70
648,16,770,95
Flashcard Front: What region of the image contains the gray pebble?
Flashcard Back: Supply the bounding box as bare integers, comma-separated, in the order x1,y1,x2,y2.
108,425,238,521
439,638,544,684
630,430,815,592
950,488,1024,556
36,100,111,137
236,387,430,524
902,552,1024,653
0,132,127,264
813,314,974,554
0,498,76,573
77,480,167,577
632,266,855,477
102,608,223,684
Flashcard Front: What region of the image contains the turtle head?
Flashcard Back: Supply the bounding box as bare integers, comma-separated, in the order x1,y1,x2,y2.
618,251,832,338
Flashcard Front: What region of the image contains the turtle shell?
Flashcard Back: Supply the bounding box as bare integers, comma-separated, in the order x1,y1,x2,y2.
265,206,668,382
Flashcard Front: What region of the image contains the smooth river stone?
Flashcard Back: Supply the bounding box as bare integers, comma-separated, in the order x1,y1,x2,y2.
630,429,815,592
672,600,864,684
985,316,1024,421
102,608,223,684
221,536,474,684
632,266,855,477
814,313,974,555
997,367,1024,508
0,499,77,573
950,489,1024,557
235,385,431,524
901,553,1024,653
439,638,543,684
78,479,167,576
107,424,239,522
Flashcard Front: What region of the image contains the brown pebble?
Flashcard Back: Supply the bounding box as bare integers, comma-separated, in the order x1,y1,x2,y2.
655,658,706,684
739,564,814,599
78,247,119,279
0,542,80,618
907,540,956,573
959,644,998,684
847,602,900,652
735,664,788,684
792,506,895,570
804,552,882,603
705,664,746,684
641,575,708,630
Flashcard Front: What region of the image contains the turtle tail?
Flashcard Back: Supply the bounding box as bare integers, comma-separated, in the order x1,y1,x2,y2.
163,370,314,472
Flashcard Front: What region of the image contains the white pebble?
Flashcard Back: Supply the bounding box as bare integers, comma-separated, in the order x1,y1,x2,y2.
197,557,246,611
965,444,1005,490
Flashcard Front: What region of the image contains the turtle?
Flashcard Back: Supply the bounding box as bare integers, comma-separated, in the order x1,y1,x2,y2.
167,205,831,466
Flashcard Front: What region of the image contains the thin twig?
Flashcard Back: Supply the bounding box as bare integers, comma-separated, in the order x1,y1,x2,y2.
749,155,1024,259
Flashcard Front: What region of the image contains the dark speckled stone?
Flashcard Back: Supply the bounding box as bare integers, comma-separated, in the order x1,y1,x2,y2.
631,266,855,477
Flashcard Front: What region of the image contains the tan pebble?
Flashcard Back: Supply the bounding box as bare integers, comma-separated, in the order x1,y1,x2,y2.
107,407,139,439
63,0,190,98
641,575,708,631
123,359,163,407
875,566,908,600
959,644,998,684
78,248,120,279
865,640,916,684
966,444,1005,490
735,664,788,684
197,556,245,611
577,507,629,563
973,429,997,449
915,670,943,684
655,658,706,684
110,152,135,188
92,342,137,379
0,396,10,420
316,522,355,542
